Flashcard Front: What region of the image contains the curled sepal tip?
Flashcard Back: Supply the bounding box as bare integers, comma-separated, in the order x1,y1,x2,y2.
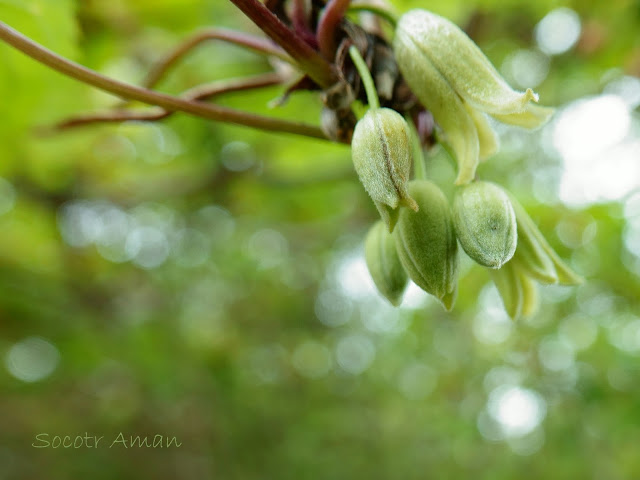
364,221,408,306
395,9,552,125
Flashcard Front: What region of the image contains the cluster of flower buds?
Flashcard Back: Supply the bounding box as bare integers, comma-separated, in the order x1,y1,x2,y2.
353,8,581,318
393,9,553,185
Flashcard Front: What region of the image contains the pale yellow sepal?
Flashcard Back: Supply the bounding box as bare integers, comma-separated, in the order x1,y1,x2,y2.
490,260,523,320
518,268,540,317
394,28,479,185
397,10,548,120
508,193,583,285
491,259,540,320
491,104,555,129
465,105,499,160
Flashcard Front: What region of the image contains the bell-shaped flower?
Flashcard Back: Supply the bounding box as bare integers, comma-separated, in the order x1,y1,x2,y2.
394,9,554,185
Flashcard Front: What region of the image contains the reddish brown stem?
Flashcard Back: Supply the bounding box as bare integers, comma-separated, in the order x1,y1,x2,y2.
143,28,292,89
53,73,285,130
0,21,327,139
317,0,352,60
229,0,337,87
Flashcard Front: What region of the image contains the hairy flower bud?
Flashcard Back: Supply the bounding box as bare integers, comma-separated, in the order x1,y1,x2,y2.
393,180,458,309
453,181,517,268
394,9,554,184
364,221,408,306
351,108,418,231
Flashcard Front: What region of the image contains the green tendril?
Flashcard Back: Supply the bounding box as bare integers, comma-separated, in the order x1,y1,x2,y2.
348,45,380,110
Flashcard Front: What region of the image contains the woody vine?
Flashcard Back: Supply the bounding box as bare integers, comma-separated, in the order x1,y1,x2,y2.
0,0,582,317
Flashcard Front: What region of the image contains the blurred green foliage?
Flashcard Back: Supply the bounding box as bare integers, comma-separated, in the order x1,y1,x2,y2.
1,1,640,479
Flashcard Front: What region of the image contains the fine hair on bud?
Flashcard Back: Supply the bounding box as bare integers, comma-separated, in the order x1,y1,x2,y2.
452,181,517,269
364,221,408,306
393,180,458,309
351,108,418,227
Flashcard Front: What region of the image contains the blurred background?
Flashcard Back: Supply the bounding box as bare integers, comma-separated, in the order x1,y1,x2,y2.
1,0,640,478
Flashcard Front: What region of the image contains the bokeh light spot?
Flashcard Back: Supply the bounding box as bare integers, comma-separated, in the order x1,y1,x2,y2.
398,363,437,400
335,334,375,375
291,341,332,379
474,286,513,344
535,8,581,55
502,49,549,89
487,386,547,438
315,289,353,327
126,226,170,269
220,141,256,172
246,229,288,269
538,336,575,372
5,337,60,383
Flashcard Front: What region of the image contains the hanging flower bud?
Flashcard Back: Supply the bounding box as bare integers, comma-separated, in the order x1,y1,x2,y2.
393,30,479,185
393,9,554,184
507,192,583,285
364,221,408,306
393,180,458,309
452,181,517,269
352,108,418,231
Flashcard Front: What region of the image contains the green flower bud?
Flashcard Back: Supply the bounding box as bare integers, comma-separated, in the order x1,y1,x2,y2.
393,9,554,184
452,181,517,268
364,221,408,306
508,193,583,285
351,108,418,229
393,180,458,309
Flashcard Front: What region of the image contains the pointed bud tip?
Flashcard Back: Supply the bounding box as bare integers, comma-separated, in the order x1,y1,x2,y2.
440,287,457,311
402,196,419,212
525,88,539,104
